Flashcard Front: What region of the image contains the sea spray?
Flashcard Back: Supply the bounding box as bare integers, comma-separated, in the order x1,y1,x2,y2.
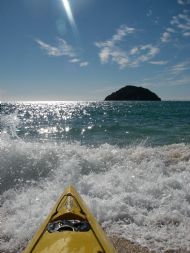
0,137,190,252
1,101,190,252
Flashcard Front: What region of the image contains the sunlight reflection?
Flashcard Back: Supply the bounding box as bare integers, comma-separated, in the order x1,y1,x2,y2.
61,0,78,35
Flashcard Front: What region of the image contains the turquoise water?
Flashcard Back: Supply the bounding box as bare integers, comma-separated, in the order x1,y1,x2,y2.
1,101,190,145
0,101,190,252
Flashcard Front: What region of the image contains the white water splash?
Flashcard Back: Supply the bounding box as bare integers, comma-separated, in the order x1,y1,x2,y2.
0,111,20,138
0,136,190,252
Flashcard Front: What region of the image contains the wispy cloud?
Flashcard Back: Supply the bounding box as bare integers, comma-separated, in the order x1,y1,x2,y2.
131,60,190,90
149,60,168,65
112,26,136,42
171,12,190,36
36,38,75,57
151,61,190,87
169,76,190,86
161,32,171,43
69,58,80,63
177,0,190,5
80,61,89,67
169,60,190,75
129,47,139,55
130,44,160,67
35,38,89,67
146,9,152,17
95,25,135,69
95,25,160,69
161,9,190,43
95,25,136,48
132,70,190,96
166,27,176,33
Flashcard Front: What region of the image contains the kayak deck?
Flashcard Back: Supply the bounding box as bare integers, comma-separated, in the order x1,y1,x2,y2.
24,185,116,253
32,230,103,253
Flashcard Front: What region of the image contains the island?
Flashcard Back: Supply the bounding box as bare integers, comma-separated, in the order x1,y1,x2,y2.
105,85,161,101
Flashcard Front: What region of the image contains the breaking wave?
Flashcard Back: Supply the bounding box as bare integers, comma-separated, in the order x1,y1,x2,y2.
0,134,190,252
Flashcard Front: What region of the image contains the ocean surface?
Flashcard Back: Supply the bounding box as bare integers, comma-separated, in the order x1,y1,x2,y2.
0,101,190,252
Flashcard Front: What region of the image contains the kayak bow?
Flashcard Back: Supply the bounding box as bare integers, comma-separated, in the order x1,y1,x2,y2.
24,185,116,253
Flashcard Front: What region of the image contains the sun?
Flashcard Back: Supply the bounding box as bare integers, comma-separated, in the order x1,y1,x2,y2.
61,0,77,32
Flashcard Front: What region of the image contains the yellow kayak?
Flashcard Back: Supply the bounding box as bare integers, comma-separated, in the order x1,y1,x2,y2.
24,185,116,253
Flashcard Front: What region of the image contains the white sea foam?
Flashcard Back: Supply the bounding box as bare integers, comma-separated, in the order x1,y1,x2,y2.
0,134,190,252
0,111,20,138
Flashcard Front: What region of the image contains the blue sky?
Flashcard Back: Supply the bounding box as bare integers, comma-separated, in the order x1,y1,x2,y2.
0,0,190,101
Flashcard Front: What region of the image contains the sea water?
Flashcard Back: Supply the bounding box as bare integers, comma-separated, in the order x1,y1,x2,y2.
0,101,190,252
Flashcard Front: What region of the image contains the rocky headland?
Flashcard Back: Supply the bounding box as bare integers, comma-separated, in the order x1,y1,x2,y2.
105,85,161,101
